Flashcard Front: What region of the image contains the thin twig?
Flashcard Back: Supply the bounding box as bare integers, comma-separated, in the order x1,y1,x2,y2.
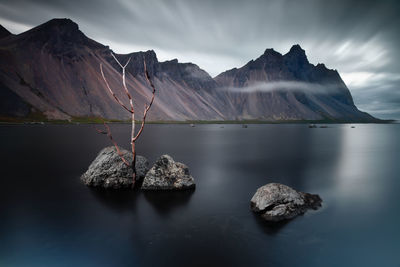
110,53,135,144
133,60,156,141
100,63,132,114
94,122,130,166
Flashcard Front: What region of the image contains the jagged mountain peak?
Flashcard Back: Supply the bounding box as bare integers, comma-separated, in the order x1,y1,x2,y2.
159,57,216,87
164,58,179,63
283,44,310,76
106,49,160,77
121,49,159,63
38,18,79,30
316,63,328,69
263,48,282,57
133,49,157,57
12,18,104,53
25,18,81,38
285,44,308,60
288,44,305,53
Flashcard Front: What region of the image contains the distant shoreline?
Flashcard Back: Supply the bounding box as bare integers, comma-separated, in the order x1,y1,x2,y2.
0,116,394,125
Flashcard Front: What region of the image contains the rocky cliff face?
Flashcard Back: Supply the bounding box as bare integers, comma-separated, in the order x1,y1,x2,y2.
0,19,377,122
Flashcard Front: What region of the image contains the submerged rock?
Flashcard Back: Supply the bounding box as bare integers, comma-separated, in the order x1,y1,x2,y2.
141,155,195,190
250,183,322,222
81,146,149,189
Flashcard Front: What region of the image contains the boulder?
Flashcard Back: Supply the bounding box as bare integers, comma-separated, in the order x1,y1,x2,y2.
81,146,149,189
141,155,195,190
250,183,322,222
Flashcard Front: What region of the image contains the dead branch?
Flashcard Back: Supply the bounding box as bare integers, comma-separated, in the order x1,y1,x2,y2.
100,63,132,114
110,53,136,144
133,61,156,141
98,52,156,187
94,122,130,166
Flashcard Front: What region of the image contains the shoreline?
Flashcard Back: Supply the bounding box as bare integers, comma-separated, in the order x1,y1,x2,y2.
0,118,395,125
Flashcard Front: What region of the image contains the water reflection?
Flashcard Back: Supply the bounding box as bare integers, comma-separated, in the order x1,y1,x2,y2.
143,189,194,216
89,188,141,213
251,212,291,235
332,124,399,209
88,184,194,217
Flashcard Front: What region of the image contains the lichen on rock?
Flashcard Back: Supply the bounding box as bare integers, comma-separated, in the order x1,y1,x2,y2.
141,155,195,190
250,183,322,222
81,146,149,189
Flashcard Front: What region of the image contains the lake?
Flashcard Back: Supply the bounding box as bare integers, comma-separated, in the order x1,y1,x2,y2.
1,123,399,267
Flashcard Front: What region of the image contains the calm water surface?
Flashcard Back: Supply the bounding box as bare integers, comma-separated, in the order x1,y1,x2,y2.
1,123,399,266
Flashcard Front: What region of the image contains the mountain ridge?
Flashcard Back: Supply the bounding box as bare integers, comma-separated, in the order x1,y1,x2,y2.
0,19,378,122
0,25,12,39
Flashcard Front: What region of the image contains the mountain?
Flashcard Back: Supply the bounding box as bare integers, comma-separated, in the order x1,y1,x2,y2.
0,18,377,122
0,19,228,121
214,45,374,121
0,25,12,39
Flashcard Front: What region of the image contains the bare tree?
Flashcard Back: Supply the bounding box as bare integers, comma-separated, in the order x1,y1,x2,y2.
97,53,156,187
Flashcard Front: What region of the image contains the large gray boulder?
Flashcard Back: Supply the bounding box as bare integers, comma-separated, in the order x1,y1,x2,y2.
141,155,195,190
81,146,149,189
250,183,322,222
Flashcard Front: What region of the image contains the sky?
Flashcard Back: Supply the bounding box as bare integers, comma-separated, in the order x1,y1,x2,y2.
0,0,399,119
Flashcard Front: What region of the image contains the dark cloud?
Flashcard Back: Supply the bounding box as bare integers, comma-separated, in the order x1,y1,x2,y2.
0,0,399,119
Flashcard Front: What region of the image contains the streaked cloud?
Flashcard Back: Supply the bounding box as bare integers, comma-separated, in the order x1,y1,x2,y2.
222,81,342,95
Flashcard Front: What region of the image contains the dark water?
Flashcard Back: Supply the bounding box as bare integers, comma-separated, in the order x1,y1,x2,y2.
1,123,399,267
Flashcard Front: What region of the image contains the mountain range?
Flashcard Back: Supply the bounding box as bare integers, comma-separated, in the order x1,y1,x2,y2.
0,18,377,122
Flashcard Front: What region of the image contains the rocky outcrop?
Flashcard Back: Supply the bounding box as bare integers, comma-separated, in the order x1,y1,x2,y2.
81,146,149,189
250,183,322,222
141,155,195,190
